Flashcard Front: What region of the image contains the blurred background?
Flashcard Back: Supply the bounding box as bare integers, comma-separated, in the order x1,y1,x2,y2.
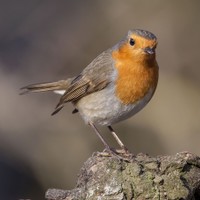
0,0,200,199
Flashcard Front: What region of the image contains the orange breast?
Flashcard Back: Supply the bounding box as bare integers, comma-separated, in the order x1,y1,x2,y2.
112,44,159,105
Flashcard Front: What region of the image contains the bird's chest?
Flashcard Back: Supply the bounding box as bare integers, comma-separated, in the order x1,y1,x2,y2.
114,61,158,105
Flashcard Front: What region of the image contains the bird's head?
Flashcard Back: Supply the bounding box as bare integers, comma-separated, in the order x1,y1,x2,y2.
114,29,158,63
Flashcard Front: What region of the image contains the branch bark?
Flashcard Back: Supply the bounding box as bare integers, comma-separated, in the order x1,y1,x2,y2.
45,151,200,200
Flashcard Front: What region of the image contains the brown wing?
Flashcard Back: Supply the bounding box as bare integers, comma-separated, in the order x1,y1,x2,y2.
52,49,115,115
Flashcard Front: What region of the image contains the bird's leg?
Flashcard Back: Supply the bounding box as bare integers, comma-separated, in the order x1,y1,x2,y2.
89,122,110,150
88,122,123,159
107,126,129,153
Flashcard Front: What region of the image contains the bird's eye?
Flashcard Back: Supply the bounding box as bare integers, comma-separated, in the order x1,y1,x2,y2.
129,38,135,46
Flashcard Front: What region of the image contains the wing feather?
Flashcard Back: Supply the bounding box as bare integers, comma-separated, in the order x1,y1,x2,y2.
52,49,115,114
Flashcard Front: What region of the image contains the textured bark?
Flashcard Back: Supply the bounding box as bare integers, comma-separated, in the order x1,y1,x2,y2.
45,151,200,200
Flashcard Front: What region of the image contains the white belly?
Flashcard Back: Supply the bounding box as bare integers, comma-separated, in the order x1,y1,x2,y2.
75,84,154,126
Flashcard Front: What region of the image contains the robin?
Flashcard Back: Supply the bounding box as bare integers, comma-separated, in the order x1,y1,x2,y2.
21,29,158,156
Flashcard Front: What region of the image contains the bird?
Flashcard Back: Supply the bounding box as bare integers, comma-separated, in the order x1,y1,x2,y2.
21,29,159,156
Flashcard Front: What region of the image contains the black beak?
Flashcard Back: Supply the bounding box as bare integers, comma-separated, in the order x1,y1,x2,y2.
144,47,155,55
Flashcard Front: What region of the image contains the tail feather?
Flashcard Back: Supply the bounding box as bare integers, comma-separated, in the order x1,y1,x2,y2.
20,80,71,95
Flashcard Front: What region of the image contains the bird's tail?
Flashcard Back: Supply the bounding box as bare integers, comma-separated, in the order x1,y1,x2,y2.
20,79,72,95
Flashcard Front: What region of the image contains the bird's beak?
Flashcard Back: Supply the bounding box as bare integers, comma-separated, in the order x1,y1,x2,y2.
144,47,155,55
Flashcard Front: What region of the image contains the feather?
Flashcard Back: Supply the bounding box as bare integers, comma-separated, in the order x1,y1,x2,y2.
20,80,71,94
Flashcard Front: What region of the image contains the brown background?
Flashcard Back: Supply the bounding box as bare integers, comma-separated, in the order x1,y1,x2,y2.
0,0,200,199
